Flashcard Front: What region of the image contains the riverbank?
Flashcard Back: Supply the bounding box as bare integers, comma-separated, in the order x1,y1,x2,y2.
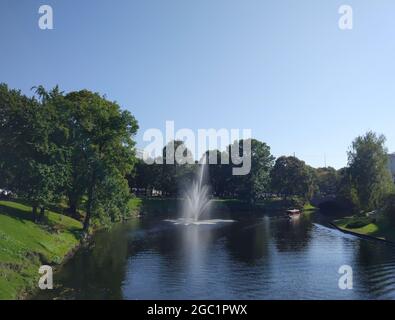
129,197,314,217
0,196,314,299
332,215,395,243
0,200,83,299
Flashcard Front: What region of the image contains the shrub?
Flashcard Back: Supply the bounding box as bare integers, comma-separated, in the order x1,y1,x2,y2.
346,216,375,229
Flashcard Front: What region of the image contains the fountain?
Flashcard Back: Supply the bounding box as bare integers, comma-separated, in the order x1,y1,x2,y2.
182,158,212,221
166,156,233,226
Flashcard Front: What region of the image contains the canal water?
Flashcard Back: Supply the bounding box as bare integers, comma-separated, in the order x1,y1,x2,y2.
35,211,395,300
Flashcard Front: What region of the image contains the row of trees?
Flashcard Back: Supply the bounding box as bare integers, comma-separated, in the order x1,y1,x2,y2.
0,84,138,232
129,139,276,204
1,82,393,225
129,139,317,204
129,131,395,218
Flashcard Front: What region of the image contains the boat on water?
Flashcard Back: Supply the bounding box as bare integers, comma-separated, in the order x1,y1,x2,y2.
286,209,301,219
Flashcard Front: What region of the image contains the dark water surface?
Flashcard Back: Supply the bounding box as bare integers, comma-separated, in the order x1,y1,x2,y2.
35,211,395,300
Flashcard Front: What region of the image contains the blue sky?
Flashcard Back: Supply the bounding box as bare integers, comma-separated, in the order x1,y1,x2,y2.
1,0,395,169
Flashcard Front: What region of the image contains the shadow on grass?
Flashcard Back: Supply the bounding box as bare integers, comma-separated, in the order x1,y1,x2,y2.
0,201,83,239
0,202,32,222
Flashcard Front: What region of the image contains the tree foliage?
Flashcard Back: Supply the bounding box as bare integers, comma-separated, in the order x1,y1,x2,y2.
0,84,139,231
270,156,315,202
347,131,394,212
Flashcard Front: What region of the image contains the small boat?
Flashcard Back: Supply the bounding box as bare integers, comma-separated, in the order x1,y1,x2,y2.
286,209,301,219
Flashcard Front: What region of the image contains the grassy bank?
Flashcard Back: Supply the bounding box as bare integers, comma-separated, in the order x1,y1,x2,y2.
0,200,82,299
333,214,395,242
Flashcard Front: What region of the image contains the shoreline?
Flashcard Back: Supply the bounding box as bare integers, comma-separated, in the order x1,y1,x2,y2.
20,241,81,300
0,200,87,300
329,222,395,246
22,233,97,300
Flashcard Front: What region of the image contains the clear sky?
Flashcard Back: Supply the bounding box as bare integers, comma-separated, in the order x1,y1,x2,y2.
1,0,395,169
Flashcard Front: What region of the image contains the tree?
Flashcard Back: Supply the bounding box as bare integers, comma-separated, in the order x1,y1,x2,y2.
384,193,395,226
0,84,139,231
348,131,394,212
230,139,275,204
206,149,232,197
336,167,360,211
127,158,162,196
0,84,68,220
315,167,339,196
160,140,194,196
270,156,315,202
60,90,138,232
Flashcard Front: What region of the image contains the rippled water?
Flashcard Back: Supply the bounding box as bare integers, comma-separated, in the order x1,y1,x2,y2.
35,211,395,300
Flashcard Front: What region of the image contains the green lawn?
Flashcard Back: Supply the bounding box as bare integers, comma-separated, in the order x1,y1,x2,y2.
303,203,316,211
333,215,395,242
0,200,82,299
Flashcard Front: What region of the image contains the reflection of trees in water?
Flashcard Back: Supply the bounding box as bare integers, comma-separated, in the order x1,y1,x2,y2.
37,220,140,300
352,240,395,299
140,223,221,285
224,218,274,297
357,241,394,266
225,218,271,264
271,215,314,252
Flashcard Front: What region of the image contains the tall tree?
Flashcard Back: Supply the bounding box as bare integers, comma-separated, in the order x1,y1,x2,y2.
0,84,68,220
206,149,232,197
270,156,315,202
230,139,275,204
62,90,138,232
128,158,163,196
315,167,339,196
348,131,394,212
160,140,194,196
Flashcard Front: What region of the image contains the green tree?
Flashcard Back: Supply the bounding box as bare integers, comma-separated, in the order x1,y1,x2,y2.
384,193,395,226
0,84,68,220
336,167,360,211
128,158,163,196
347,131,394,212
206,149,232,197
315,167,339,196
160,140,194,196
230,139,275,204
62,90,138,232
270,156,315,202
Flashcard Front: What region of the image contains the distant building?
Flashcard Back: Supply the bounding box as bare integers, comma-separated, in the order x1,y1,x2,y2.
389,153,395,181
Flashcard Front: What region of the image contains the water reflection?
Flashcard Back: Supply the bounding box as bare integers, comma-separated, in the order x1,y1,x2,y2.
35,212,395,300
225,217,271,263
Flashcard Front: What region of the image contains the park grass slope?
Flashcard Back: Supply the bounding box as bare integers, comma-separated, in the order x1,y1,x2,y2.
0,200,82,299
333,215,395,243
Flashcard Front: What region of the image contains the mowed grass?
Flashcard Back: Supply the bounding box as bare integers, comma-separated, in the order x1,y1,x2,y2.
0,200,82,299
334,215,395,242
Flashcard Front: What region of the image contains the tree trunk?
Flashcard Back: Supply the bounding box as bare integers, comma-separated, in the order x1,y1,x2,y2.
68,202,78,218
83,178,95,234
83,209,91,233
32,206,38,222
83,193,92,233
40,206,45,221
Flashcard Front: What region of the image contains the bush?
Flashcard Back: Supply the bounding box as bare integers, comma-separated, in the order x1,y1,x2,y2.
346,216,375,229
